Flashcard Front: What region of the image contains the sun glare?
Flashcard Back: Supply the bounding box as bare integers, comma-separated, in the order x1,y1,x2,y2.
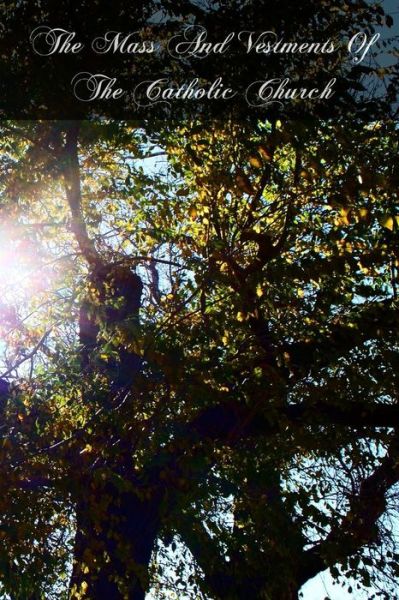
0,225,46,305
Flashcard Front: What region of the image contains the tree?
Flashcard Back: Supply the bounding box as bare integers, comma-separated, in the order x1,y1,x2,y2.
0,117,398,600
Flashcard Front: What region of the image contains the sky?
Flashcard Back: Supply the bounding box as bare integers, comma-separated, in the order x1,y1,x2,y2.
301,570,374,600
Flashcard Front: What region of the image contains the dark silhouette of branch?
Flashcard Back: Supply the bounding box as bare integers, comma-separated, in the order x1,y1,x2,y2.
0,330,51,379
299,437,399,586
177,514,236,599
280,300,398,376
62,122,100,269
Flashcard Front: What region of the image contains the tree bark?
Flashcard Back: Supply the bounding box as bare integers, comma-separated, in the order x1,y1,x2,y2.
69,482,161,600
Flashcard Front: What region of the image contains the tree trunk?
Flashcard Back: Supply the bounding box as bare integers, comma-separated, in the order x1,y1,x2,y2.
69,482,161,600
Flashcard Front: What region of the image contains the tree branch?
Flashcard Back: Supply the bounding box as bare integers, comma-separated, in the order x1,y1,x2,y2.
299,437,399,585
280,300,398,376
182,396,399,449
285,400,399,430
0,330,51,379
177,515,235,599
62,122,100,268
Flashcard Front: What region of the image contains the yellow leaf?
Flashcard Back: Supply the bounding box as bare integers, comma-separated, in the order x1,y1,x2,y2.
81,444,93,454
339,206,351,225
81,581,88,594
297,289,304,298
256,284,264,298
381,215,394,231
236,311,245,322
249,155,262,168
219,262,229,273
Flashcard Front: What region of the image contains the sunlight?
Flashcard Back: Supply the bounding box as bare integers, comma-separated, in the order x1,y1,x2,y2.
0,222,52,376
0,224,43,305
0,222,53,349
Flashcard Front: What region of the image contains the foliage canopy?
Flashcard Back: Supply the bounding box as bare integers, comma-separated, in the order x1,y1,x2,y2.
0,117,398,600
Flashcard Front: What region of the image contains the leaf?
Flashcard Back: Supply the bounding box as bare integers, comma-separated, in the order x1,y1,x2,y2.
80,444,93,454
381,215,394,230
258,145,272,161
249,155,262,168
176,187,190,197
256,284,264,297
189,206,198,219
